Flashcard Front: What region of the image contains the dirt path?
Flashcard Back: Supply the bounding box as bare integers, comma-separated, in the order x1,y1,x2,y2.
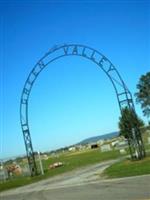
0,159,119,196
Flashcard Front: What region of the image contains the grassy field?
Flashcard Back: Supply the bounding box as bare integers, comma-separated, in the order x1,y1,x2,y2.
1,130,150,192
103,154,150,178
0,149,121,192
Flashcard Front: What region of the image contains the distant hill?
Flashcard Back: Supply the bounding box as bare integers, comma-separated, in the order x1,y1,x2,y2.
79,131,119,145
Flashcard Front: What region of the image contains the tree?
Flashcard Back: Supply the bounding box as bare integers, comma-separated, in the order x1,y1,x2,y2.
119,107,144,139
135,72,150,119
118,107,144,159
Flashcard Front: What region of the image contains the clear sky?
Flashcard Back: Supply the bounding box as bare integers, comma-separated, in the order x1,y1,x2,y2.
0,0,150,159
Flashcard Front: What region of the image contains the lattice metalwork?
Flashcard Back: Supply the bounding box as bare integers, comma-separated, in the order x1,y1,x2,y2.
20,44,145,176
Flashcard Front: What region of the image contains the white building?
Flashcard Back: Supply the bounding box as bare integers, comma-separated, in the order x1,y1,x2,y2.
115,140,128,149
0,169,8,181
97,140,104,145
68,146,76,152
111,140,119,147
101,144,112,152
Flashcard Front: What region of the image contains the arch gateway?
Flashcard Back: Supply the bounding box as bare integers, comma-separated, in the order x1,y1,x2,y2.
20,44,145,176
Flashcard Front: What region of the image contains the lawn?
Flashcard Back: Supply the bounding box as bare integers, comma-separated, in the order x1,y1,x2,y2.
103,154,150,178
0,149,121,192
1,146,150,192
42,148,121,173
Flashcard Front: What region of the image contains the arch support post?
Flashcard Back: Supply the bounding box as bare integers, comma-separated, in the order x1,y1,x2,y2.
20,102,38,176
23,129,38,176
119,95,146,160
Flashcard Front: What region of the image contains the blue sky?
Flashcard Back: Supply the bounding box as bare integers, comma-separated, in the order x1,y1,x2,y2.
0,0,150,159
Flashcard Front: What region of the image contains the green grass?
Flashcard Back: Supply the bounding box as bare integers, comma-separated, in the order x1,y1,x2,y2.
0,176,42,192
103,154,150,178
0,149,121,192
1,145,150,192
42,149,121,173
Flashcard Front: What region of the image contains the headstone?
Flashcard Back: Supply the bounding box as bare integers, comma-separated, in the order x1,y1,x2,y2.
148,137,150,144
119,149,126,154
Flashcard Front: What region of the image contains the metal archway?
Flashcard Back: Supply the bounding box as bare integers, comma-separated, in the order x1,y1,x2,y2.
20,44,145,176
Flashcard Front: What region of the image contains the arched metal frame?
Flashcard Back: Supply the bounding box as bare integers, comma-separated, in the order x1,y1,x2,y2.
20,44,145,176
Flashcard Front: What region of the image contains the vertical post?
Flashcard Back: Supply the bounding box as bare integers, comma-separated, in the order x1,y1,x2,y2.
0,160,6,182
38,151,44,175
